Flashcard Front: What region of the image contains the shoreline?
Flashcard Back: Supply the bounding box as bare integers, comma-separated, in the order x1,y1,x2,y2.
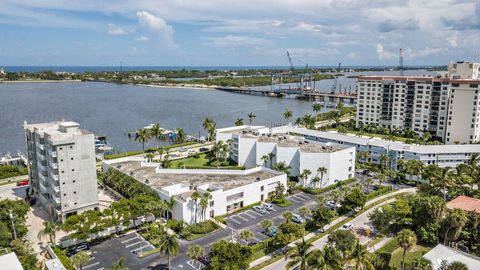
0,79,82,84
135,83,218,90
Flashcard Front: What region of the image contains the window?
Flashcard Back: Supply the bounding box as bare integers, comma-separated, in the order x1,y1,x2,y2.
73,180,76,183
70,157,74,160
62,182,65,185
209,201,214,207
70,146,73,149
60,159,63,162
73,191,76,194
261,186,264,192
72,169,74,172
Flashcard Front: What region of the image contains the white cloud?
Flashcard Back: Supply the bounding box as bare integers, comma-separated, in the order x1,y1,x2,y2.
107,23,128,35
136,11,175,47
135,36,150,41
203,35,271,47
375,44,396,60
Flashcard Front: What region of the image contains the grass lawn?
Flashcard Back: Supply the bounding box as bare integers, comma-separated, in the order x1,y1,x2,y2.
169,153,242,169
376,238,432,269
273,199,293,208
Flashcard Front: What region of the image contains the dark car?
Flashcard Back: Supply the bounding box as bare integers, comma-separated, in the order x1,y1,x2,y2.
198,255,211,265
199,147,209,152
67,244,89,256
247,241,257,246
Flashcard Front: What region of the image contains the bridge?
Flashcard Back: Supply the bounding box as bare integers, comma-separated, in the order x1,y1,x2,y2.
214,87,357,104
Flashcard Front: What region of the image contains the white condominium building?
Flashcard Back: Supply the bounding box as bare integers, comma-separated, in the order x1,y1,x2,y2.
24,121,98,221
355,61,480,144
102,157,287,224
216,126,356,187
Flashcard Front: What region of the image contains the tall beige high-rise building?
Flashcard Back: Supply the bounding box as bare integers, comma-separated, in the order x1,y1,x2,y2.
24,121,98,221
355,61,480,144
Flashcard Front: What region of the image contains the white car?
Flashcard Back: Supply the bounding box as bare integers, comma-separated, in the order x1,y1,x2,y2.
262,203,274,211
326,200,341,209
253,206,267,214
292,214,305,224
339,223,353,230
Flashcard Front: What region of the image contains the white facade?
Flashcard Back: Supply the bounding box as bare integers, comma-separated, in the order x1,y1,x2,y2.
24,121,98,221
216,126,356,187
447,61,480,79
102,157,287,224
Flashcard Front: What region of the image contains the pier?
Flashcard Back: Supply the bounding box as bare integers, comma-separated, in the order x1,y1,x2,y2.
214,87,357,104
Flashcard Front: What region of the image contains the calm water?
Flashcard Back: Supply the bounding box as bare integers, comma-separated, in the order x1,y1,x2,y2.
0,82,324,155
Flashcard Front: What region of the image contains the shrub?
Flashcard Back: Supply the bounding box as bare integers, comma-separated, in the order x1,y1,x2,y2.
181,220,219,238
214,216,227,225
166,219,185,233
0,165,28,180
53,247,75,270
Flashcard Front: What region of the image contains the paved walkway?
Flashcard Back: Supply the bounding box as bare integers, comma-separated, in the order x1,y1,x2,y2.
250,187,415,268
367,236,393,253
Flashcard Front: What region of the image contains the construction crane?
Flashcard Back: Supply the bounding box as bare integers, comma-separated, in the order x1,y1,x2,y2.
286,51,294,72
330,62,341,94
399,48,404,76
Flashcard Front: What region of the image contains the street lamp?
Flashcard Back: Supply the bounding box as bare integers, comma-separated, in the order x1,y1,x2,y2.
8,209,17,240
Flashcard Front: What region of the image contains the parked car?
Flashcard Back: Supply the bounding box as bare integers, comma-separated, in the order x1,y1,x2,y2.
16,181,29,187
326,200,341,209
253,206,267,214
262,203,274,211
339,223,353,230
247,241,257,246
67,244,90,256
188,150,196,155
362,169,374,177
198,255,211,265
265,226,278,237
292,214,305,224
199,147,209,152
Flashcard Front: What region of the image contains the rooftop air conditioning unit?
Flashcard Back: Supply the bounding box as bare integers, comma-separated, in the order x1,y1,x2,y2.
255,177,261,182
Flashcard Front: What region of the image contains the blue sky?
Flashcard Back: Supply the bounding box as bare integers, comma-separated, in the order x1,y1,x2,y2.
1,0,479,66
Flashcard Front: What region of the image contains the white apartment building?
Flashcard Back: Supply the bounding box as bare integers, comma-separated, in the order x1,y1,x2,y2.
24,121,98,221
102,157,287,224
356,61,480,144
216,126,356,187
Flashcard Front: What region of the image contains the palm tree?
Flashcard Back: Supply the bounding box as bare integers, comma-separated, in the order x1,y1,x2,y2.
272,162,291,176
409,258,432,270
37,221,58,245
248,112,256,125
330,190,341,210
159,234,180,270
282,211,293,224
299,169,312,186
191,191,200,223
396,229,417,270
317,167,327,188
199,192,212,221
108,257,129,270
203,117,215,141
176,128,186,143
430,167,455,202
187,245,204,270
261,219,273,232
135,128,150,151
308,246,342,270
71,251,91,270
312,103,322,122
311,177,321,188
443,208,468,245
446,261,468,270
149,123,164,149
144,152,155,162
268,153,276,168
286,238,312,270
299,206,310,221
284,109,293,124
350,240,374,270
235,118,244,126
240,230,253,244
261,154,270,167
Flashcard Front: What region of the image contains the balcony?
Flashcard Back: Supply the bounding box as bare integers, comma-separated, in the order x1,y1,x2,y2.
48,150,57,157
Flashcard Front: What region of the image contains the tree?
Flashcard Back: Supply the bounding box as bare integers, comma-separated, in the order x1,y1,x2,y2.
368,207,393,234
248,112,256,125
299,169,312,186
311,206,335,230
330,190,342,211
327,230,356,259
268,152,275,168
261,154,270,167
71,251,91,270
187,245,204,270
261,219,273,232
240,230,253,244
199,192,212,222
429,167,455,202
299,207,310,221
312,103,323,123
208,240,252,270
446,261,468,270
443,208,468,245
191,191,201,223
159,234,180,270
37,221,59,245
307,246,342,270
396,229,417,270
203,117,216,141
409,257,433,270
340,187,367,212
108,257,129,270
272,162,291,176
350,240,374,270
286,238,312,270
317,167,327,188
135,128,150,151
234,118,244,126
284,109,293,124
282,211,293,224
149,123,164,149
175,128,186,143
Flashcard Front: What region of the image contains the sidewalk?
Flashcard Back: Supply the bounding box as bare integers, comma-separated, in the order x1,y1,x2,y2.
249,187,415,268
367,236,393,253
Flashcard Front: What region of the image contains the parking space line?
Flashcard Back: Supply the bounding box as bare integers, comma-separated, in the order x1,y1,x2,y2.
121,236,140,243
257,232,266,237
251,211,263,216
237,215,249,222
251,236,261,242
132,244,153,253
125,240,145,248
97,268,104,270
297,193,311,200
270,208,277,212
228,217,242,225
289,197,301,203
244,212,256,219
83,262,100,269
293,194,307,201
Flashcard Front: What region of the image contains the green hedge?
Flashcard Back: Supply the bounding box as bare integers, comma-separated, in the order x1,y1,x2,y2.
98,169,158,198
104,141,198,160
300,178,356,195
53,247,75,270
180,220,220,240
0,165,28,180
367,186,391,200
104,151,143,160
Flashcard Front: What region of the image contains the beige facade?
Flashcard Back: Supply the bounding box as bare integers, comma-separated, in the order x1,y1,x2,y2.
447,61,480,80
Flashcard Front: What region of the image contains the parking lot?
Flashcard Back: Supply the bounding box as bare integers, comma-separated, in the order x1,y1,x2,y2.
81,232,160,270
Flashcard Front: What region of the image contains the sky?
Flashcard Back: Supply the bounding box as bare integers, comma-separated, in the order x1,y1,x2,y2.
0,0,479,67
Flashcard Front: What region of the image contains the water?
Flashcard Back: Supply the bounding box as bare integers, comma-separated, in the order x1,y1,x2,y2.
0,82,323,155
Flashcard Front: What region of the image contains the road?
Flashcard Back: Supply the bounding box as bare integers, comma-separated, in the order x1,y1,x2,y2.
259,188,415,270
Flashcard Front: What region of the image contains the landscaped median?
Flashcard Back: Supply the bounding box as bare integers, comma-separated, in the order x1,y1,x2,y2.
103,141,201,160
249,188,414,270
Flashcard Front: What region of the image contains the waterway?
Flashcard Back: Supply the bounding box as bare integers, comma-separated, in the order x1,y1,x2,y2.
0,69,437,155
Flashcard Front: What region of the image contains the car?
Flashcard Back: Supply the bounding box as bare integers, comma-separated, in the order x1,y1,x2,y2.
265,226,278,237
326,200,341,209
198,255,211,265
362,169,374,177
247,241,257,246
67,244,89,256
252,206,267,214
188,150,196,154
339,223,353,230
16,181,29,186
199,147,209,152
292,214,305,224
262,203,274,211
